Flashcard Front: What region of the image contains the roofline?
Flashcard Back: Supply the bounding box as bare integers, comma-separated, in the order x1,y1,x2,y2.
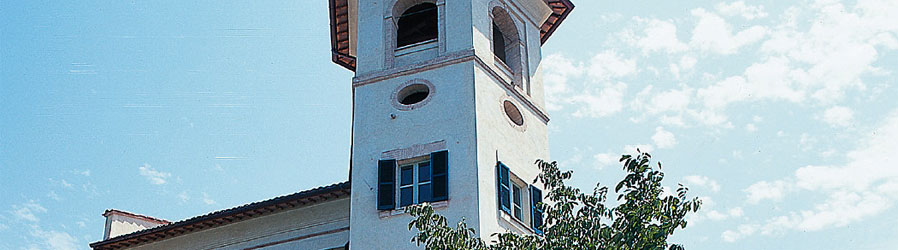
539,0,575,44
89,181,351,250
102,209,171,225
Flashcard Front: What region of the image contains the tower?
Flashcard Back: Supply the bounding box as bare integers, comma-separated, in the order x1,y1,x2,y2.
328,0,574,248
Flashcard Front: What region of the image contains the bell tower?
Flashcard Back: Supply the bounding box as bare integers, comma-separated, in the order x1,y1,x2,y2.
328,0,573,248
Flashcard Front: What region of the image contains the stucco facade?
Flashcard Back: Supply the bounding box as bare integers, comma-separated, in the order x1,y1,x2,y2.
90,0,572,249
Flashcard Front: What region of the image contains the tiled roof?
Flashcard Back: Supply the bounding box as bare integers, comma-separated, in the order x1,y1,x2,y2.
89,181,351,250
539,0,575,44
327,0,575,71
329,0,355,71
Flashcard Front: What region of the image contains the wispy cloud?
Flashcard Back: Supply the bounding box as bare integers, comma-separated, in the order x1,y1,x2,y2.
139,164,171,185
11,200,46,222
683,175,721,193
28,228,80,250
726,109,898,241
652,126,677,149
202,192,216,205
821,106,854,127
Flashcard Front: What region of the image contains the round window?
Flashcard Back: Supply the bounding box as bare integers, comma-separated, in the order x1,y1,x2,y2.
503,100,524,126
398,84,430,105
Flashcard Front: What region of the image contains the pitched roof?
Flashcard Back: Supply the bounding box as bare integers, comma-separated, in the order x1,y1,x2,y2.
327,0,575,71
102,209,171,225
89,181,351,250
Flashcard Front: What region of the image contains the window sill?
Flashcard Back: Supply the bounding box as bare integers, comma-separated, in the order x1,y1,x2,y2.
499,210,536,234
379,200,449,218
493,56,514,80
395,39,438,56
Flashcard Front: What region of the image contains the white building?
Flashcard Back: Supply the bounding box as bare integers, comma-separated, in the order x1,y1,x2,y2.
89,0,573,249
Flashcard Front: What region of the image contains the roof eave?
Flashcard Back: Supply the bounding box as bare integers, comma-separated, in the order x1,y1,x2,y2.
89,181,351,250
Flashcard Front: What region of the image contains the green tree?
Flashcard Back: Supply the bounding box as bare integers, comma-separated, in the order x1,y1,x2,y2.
405,150,702,250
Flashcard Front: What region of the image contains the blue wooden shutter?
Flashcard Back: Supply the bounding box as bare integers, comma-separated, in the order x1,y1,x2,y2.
530,185,544,234
497,162,510,213
430,150,449,202
377,159,396,210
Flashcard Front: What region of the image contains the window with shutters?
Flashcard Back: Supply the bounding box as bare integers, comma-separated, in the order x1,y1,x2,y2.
511,183,523,221
378,150,448,211
496,161,544,234
399,160,431,207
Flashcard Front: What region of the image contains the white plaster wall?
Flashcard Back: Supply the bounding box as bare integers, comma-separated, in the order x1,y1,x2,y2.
348,0,551,248
472,64,549,241
349,61,482,249
126,198,350,250
355,0,474,75
471,0,547,108
106,217,161,240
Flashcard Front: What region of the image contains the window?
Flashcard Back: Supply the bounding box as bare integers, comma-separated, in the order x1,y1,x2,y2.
397,83,430,105
396,3,438,48
492,23,507,64
399,160,431,207
512,183,523,220
491,8,520,73
496,161,544,233
378,150,448,210
503,100,524,126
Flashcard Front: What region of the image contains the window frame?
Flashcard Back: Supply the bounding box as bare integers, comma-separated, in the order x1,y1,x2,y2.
496,162,532,227
397,159,432,208
394,2,439,49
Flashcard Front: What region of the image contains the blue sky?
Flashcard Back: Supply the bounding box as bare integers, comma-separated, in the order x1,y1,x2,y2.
1,0,896,249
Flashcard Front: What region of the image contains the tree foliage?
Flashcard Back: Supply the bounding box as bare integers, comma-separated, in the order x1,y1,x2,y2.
405,150,702,250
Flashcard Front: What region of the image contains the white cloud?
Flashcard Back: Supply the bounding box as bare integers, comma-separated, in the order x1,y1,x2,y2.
683,175,721,192
706,207,744,221
59,180,72,189
202,192,216,205
745,180,793,204
628,17,688,54
542,53,585,111
569,82,627,118
652,126,677,149
745,123,757,132
29,229,79,250
75,169,91,176
178,191,190,203
722,224,759,242
690,8,768,55
716,1,768,20
586,51,637,81
821,106,854,127
637,86,693,115
593,152,618,170
139,164,171,185
732,109,898,240
759,0,898,104
11,200,47,222
46,191,60,201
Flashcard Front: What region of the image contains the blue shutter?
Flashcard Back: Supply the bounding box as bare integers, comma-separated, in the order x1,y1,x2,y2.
530,185,544,234
430,150,449,202
377,159,396,210
497,162,510,213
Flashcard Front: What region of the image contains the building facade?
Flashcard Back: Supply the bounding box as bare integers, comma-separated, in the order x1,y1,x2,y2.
90,0,572,249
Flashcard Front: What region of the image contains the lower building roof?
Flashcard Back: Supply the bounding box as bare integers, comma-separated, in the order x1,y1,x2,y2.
89,181,351,250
